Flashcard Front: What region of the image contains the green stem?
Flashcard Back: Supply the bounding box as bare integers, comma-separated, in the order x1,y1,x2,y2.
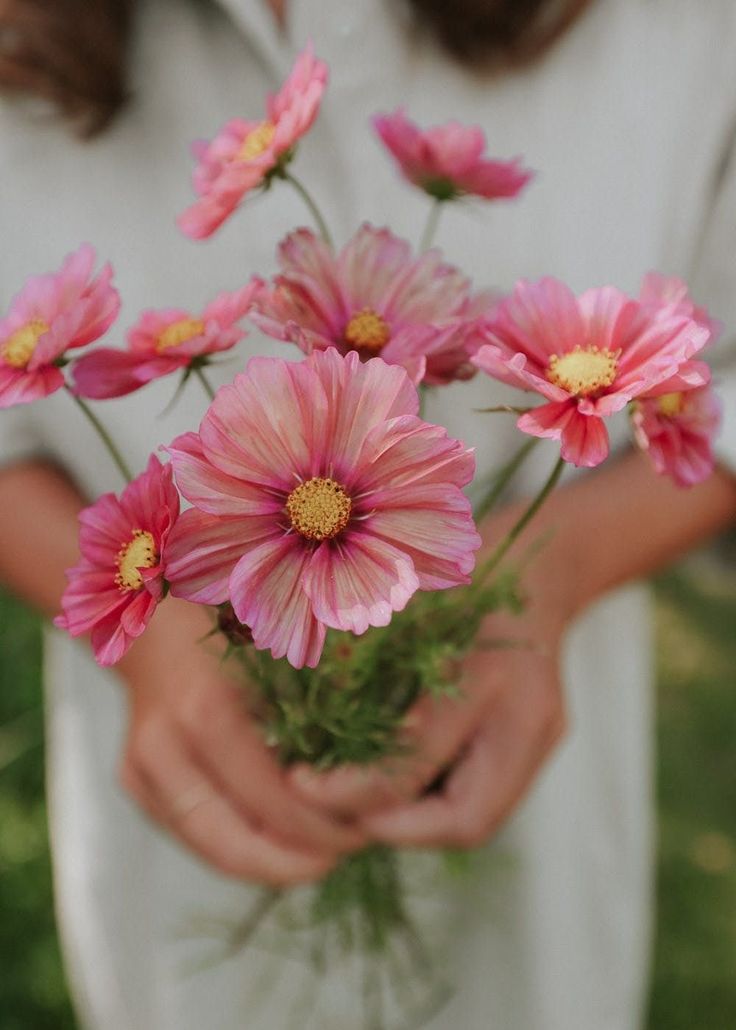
419,200,443,252
473,437,539,523
65,387,133,483
282,170,333,247
472,454,565,592
193,365,216,402
223,887,281,959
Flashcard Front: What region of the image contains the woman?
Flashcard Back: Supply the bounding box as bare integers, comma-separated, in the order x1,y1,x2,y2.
0,0,735,1027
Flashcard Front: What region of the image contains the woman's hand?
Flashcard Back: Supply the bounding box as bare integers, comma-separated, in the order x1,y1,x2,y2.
288,603,566,849
117,597,367,886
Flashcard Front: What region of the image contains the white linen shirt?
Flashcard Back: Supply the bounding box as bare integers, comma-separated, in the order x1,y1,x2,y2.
1,1,735,1027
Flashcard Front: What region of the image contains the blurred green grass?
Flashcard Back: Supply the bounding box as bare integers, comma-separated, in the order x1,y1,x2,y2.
0,562,734,1029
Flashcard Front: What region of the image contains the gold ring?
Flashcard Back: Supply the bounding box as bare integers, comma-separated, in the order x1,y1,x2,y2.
169,784,214,820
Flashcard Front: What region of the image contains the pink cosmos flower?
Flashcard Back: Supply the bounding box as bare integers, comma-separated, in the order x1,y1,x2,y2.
639,272,721,340
178,44,328,239
0,244,120,409
631,384,721,487
72,283,259,399
373,108,533,202
472,278,710,467
164,348,480,669
251,224,493,385
55,456,180,666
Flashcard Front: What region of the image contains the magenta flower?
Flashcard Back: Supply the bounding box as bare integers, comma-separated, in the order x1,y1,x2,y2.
251,224,492,385
472,278,710,467
631,385,721,487
164,348,480,669
55,456,180,666
373,108,533,203
178,44,328,239
72,283,259,399
639,272,721,341
0,244,120,409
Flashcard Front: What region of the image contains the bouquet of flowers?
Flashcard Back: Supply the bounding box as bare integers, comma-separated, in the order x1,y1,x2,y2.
1,43,722,1029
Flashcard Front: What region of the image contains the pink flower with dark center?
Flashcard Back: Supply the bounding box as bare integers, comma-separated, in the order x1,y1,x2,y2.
178,44,328,239
472,278,710,467
0,244,120,409
55,456,180,665
631,384,721,487
251,224,493,385
72,283,259,399
164,348,480,669
373,108,533,202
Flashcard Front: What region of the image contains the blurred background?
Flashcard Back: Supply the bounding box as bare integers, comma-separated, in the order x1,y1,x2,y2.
1,546,735,1030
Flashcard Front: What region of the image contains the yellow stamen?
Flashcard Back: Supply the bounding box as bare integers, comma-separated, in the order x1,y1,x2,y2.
238,120,276,161
657,392,685,417
1,320,49,369
115,530,158,591
344,308,391,353
286,477,352,542
547,345,619,396
155,318,206,353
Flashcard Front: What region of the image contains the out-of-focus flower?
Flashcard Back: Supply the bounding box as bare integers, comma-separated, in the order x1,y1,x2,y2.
72,283,259,399
472,277,710,467
0,244,119,409
639,272,721,340
373,108,533,203
178,44,328,239
631,384,721,487
251,224,493,385
55,456,179,665
165,348,480,669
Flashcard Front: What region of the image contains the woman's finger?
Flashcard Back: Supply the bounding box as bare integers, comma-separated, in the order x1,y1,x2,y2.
179,678,367,855
359,678,564,848
289,682,489,817
123,723,337,885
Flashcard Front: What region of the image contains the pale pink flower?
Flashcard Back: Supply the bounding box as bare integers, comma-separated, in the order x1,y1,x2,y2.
55,456,180,666
373,108,533,202
631,384,721,487
178,44,328,239
472,278,710,467
72,283,259,399
251,224,492,385
639,272,721,340
165,348,480,669
0,244,120,409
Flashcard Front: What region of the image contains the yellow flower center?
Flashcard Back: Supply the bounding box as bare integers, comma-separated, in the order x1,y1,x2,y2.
115,530,158,591
657,392,685,417
238,120,276,161
286,477,352,542
547,345,619,397
1,320,49,369
343,308,391,353
155,318,206,353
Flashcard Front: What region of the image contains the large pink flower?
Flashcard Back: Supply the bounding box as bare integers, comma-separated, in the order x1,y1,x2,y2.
0,244,120,409
471,278,711,467
631,384,721,487
373,108,533,202
55,456,180,665
251,224,493,385
72,283,259,399
178,44,328,239
164,348,480,669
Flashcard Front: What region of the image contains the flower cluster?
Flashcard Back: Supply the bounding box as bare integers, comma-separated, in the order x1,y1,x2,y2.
0,41,722,675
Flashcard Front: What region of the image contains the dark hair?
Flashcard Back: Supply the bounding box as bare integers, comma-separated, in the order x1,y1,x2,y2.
0,0,592,137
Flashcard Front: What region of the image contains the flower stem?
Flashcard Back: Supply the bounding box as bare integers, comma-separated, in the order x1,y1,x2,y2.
65,387,133,483
472,453,565,591
473,437,539,523
419,200,443,252
193,365,216,402
282,170,333,247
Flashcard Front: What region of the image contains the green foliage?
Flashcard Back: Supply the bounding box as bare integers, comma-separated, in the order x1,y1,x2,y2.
0,589,77,1030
